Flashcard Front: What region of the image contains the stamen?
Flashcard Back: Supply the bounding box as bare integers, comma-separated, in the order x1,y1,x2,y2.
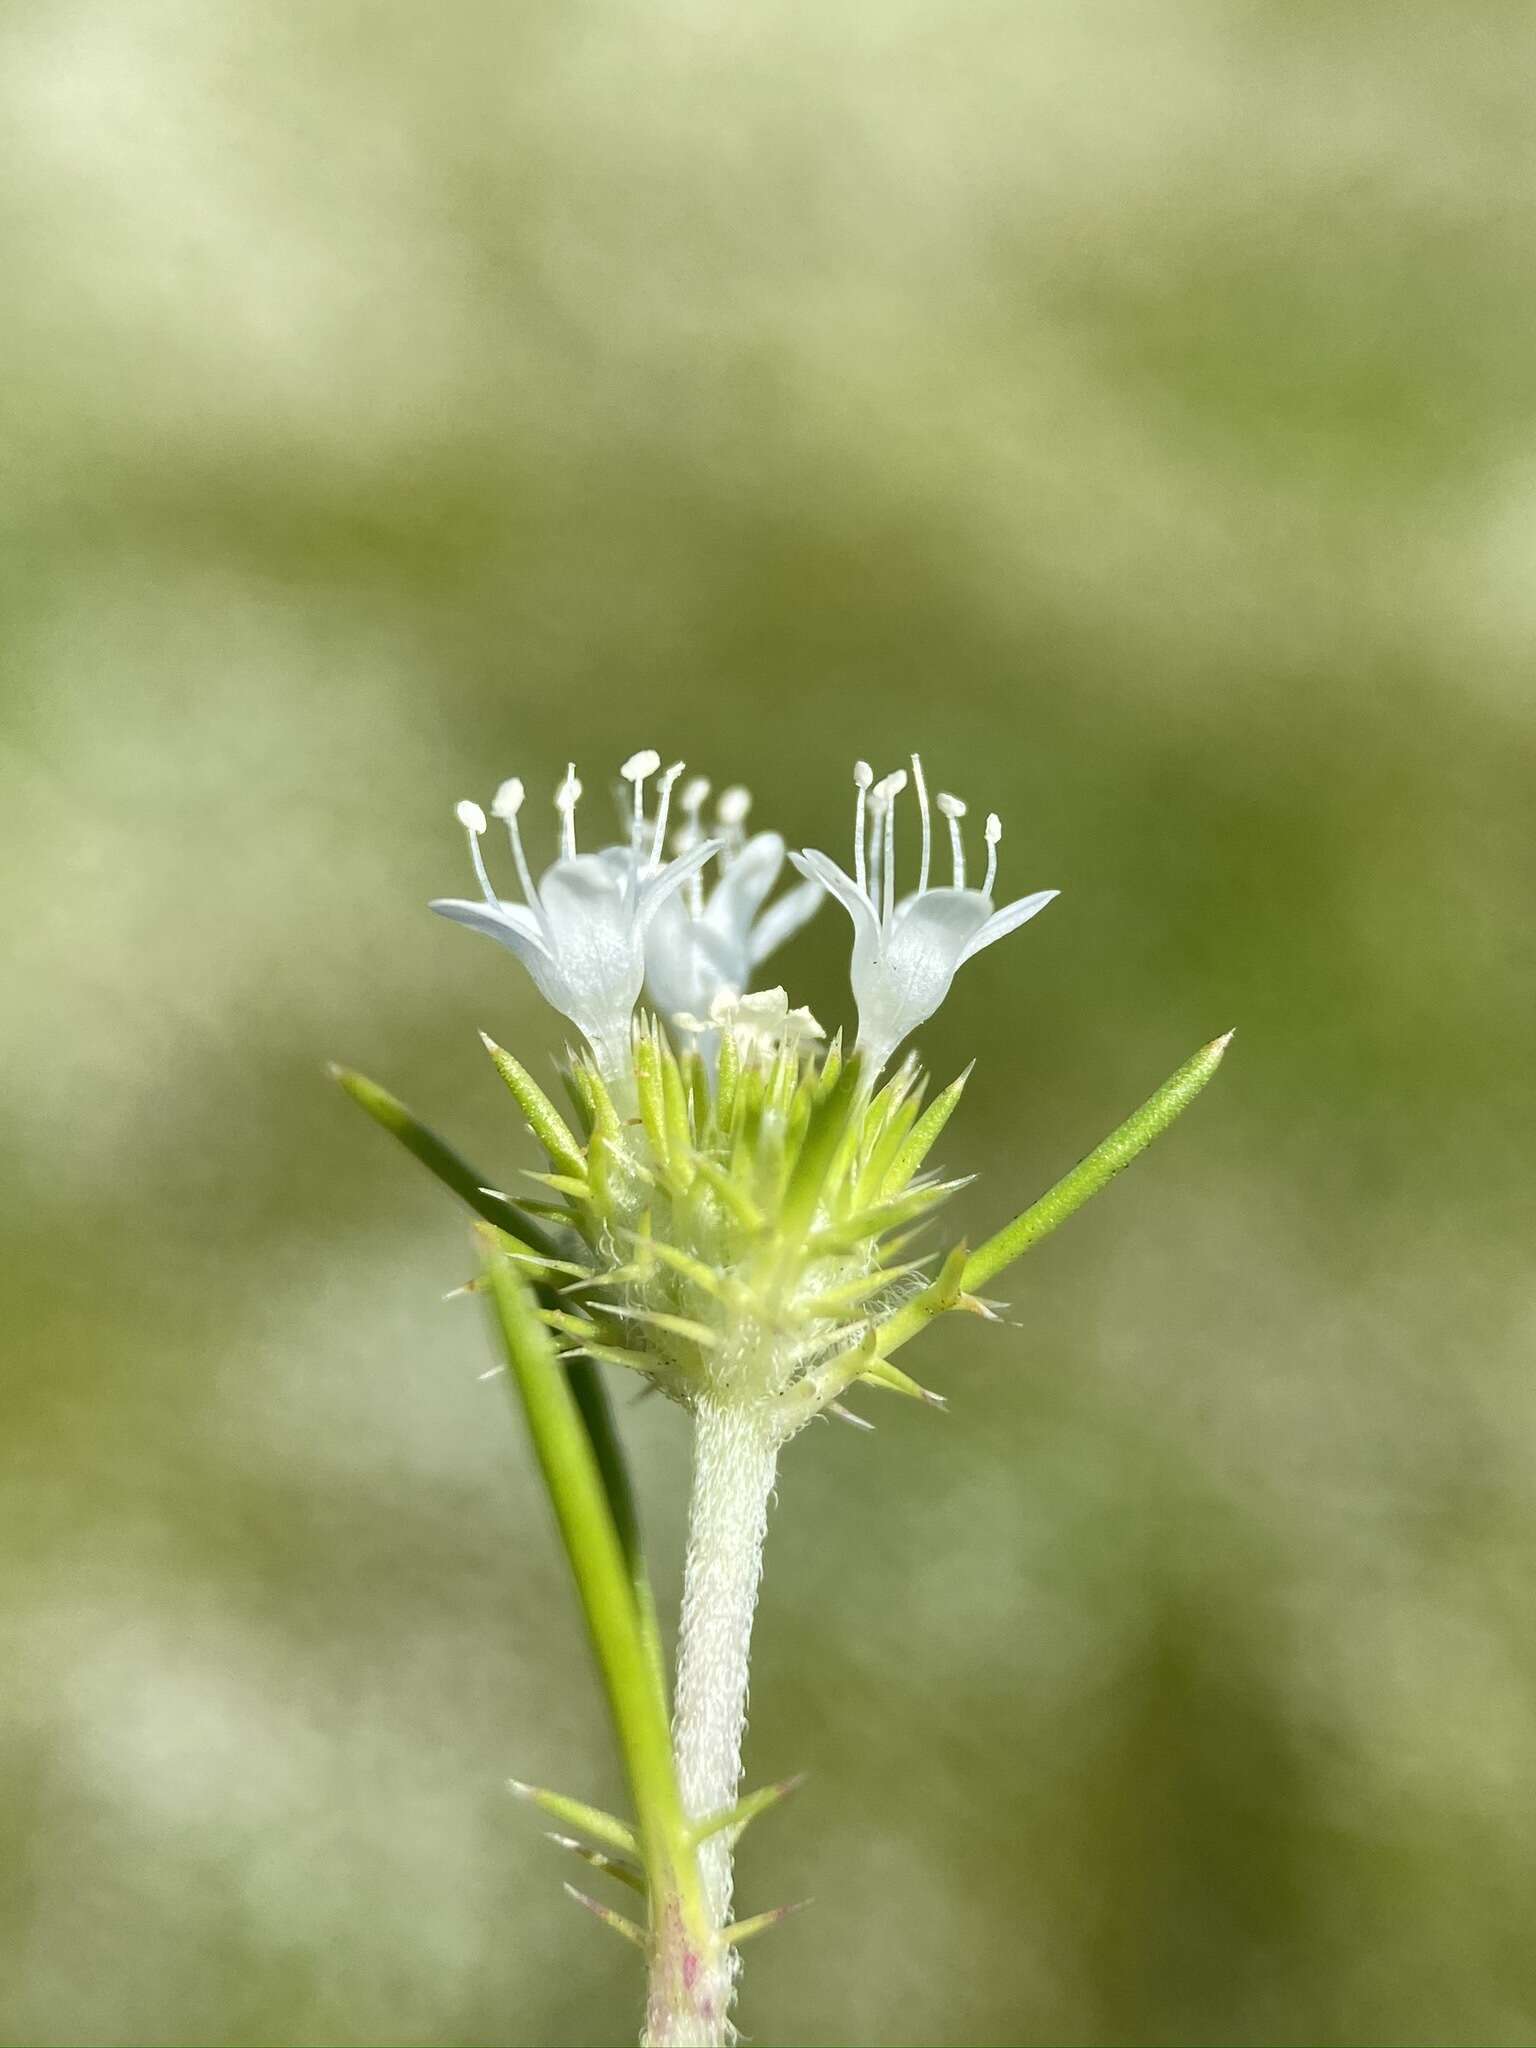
911,754,932,896
716,785,752,867
620,748,660,846
875,770,907,927
455,799,498,906
937,792,967,888
867,784,887,919
983,812,1002,898
555,763,582,861
677,777,710,914
853,760,873,895
492,776,540,908
648,760,684,871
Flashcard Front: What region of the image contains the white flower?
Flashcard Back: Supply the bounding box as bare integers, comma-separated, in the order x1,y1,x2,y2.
790,755,1058,1074
431,752,718,1076
674,986,826,1059
641,777,823,1027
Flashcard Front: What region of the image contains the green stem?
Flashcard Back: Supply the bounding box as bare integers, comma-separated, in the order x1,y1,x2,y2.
478,1240,716,2043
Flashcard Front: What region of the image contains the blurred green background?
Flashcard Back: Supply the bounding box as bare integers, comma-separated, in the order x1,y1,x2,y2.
4,3,1535,2043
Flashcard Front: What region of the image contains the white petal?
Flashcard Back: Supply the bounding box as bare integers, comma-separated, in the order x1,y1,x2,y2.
703,830,784,942
854,889,992,1060
429,897,550,961
635,839,721,928
789,849,879,952
958,889,1059,963
747,874,824,968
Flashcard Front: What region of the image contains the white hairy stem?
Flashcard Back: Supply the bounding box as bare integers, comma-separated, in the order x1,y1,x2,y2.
660,1398,780,2038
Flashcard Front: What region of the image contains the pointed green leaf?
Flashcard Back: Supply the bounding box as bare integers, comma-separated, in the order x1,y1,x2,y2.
563,1883,647,1948
546,1832,647,1894
329,1064,561,1257
962,1032,1233,1294
688,1774,807,1847
881,1062,972,1198
480,1033,587,1179
507,1780,637,1856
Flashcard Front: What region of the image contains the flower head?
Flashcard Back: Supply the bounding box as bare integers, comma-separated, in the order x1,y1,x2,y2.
673,985,825,1060
790,755,1057,1074
641,777,823,1030
431,752,718,1076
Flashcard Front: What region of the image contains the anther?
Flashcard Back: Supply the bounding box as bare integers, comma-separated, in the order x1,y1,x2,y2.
491,778,538,908
937,792,967,888
716,786,752,828
648,760,685,871
455,800,498,906
555,763,582,860
853,762,873,893
911,754,932,896
619,749,658,846
874,770,906,926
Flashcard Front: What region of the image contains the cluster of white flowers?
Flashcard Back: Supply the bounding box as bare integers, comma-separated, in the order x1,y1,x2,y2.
432,750,1057,1077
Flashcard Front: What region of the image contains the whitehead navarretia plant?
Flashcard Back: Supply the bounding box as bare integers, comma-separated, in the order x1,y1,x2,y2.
335,747,1228,2047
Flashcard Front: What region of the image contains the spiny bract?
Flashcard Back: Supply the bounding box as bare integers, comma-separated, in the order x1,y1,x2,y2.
479,1017,981,1440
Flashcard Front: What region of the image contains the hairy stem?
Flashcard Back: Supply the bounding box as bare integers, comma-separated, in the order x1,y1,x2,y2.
650,1399,779,2042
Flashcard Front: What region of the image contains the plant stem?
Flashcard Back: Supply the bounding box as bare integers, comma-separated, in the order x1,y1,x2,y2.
655,1398,780,2041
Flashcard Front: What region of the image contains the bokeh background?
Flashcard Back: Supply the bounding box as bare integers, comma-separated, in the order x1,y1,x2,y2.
4,3,1535,2043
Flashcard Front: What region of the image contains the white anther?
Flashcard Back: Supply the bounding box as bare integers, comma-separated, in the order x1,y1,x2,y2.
985,812,1002,843
982,811,1002,897
555,762,581,859
853,761,872,893
648,760,685,870
491,778,524,819
938,792,967,887
875,769,906,923
911,754,932,896
456,800,498,906
716,786,752,828
620,749,661,782
680,775,711,818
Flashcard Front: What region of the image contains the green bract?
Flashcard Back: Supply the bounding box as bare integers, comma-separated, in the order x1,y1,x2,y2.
482,1020,966,1435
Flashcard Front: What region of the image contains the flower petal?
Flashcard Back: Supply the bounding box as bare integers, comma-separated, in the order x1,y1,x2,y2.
958,889,1059,963
789,850,879,952
429,897,550,961
703,831,784,942
747,875,823,968
636,839,721,929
